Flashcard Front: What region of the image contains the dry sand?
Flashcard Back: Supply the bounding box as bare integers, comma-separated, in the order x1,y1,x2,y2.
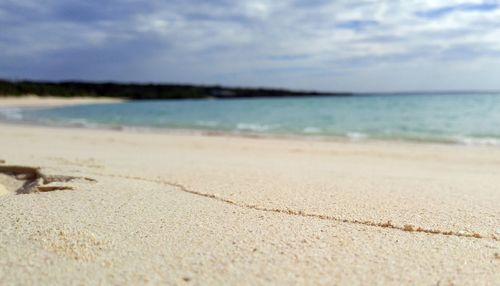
0,99,499,284
0,95,124,107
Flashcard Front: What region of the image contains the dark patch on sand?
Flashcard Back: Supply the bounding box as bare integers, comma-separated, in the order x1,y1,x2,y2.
0,163,96,194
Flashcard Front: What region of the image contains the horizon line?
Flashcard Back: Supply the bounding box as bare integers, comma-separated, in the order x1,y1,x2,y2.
1,78,500,96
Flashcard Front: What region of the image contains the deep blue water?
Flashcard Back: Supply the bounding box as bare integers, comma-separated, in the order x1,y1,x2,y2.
3,93,500,145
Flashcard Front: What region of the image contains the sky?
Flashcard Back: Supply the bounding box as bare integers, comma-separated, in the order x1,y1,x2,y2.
1,0,500,92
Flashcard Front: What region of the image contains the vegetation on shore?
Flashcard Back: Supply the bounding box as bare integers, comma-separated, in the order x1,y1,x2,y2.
0,79,351,100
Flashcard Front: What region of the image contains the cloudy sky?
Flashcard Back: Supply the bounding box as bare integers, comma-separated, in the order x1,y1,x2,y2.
1,0,500,92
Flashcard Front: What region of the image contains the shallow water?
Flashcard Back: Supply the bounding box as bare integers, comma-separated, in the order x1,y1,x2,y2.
3,92,500,145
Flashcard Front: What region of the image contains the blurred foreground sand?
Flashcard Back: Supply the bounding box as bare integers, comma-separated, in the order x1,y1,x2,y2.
0,118,499,284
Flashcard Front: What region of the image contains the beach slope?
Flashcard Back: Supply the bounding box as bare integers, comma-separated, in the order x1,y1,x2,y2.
0,121,499,285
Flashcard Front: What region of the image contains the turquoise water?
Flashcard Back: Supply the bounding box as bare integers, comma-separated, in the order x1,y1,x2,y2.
3,93,500,145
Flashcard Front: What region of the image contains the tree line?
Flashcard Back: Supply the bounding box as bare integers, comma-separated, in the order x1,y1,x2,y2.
0,79,351,100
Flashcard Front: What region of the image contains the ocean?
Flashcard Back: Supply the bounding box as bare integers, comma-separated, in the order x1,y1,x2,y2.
2,92,500,145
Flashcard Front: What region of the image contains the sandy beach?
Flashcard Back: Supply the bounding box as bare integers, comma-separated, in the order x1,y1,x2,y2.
0,95,124,107
0,98,499,285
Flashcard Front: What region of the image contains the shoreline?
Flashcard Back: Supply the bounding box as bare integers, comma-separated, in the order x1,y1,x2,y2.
1,114,498,150
2,112,500,149
3,95,500,148
2,95,500,148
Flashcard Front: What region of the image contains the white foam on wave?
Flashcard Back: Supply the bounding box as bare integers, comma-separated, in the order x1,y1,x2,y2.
455,136,500,146
303,127,321,133
347,132,368,141
236,123,272,132
0,107,23,120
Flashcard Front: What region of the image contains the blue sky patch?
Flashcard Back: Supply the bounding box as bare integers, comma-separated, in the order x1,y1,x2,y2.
416,2,499,18
336,20,379,30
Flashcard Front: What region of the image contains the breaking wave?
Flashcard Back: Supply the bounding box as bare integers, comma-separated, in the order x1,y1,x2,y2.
236,123,273,132
0,107,23,120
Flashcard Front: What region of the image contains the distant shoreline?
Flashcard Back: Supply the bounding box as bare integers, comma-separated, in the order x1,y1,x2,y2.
0,79,351,100
0,95,125,108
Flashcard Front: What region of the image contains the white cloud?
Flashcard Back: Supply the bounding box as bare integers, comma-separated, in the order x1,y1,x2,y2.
1,0,500,91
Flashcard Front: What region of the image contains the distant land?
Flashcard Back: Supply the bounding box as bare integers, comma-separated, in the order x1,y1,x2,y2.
0,79,351,100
